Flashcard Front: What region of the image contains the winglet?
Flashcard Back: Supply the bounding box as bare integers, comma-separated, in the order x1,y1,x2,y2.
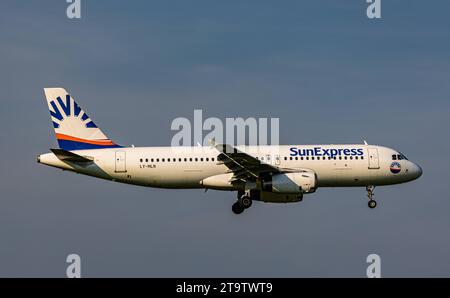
208,138,216,146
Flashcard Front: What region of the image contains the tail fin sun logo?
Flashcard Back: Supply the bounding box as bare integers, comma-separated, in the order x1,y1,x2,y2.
44,87,121,150
49,95,97,129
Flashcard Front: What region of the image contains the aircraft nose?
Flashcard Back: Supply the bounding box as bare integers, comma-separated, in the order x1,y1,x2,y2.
412,163,422,179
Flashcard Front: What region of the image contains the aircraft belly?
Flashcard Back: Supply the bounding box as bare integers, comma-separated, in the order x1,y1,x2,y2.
316,166,370,187
147,167,225,189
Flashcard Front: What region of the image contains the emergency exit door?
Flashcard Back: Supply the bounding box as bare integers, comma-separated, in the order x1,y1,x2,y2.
265,154,280,166
368,148,380,169
115,151,127,173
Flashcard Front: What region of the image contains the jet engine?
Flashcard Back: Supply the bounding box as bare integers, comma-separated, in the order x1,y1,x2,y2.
262,172,317,194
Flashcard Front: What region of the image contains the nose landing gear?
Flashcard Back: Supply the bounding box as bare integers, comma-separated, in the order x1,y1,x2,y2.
366,185,377,209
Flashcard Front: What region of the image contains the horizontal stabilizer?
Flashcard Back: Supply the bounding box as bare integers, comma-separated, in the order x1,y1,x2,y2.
50,148,94,163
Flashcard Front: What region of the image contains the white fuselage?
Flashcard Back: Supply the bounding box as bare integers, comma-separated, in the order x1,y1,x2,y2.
38,144,422,190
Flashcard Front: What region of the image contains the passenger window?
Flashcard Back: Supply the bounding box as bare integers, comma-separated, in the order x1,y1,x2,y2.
156,158,160,162
295,157,298,160
301,157,304,160
151,158,154,162
140,159,143,163
306,157,309,160
162,158,165,162
179,158,182,162
200,158,204,162
311,157,315,160
284,157,287,161
189,158,192,162
212,158,215,162
167,158,170,162
206,158,209,161
195,158,198,162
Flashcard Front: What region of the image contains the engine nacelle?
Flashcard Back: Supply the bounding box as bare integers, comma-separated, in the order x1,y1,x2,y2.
263,172,317,194
200,173,238,190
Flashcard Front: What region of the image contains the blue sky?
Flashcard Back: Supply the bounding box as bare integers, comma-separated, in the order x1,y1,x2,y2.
0,0,449,276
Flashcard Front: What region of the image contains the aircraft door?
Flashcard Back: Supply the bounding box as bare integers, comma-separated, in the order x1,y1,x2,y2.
263,154,280,166
115,151,127,173
368,148,380,169
274,154,281,166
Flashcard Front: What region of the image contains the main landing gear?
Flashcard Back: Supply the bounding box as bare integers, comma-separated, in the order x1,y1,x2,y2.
366,185,377,209
232,192,253,215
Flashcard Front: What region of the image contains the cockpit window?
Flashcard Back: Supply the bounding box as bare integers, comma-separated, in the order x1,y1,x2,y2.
397,152,408,160
392,154,397,160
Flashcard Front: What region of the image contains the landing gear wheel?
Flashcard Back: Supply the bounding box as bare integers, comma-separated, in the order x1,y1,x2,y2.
232,202,245,214
239,196,252,209
368,200,377,209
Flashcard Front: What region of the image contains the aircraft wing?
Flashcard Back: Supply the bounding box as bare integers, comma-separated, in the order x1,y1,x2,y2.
215,144,281,182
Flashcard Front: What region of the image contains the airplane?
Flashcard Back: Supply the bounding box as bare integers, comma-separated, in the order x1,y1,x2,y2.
37,88,423,215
